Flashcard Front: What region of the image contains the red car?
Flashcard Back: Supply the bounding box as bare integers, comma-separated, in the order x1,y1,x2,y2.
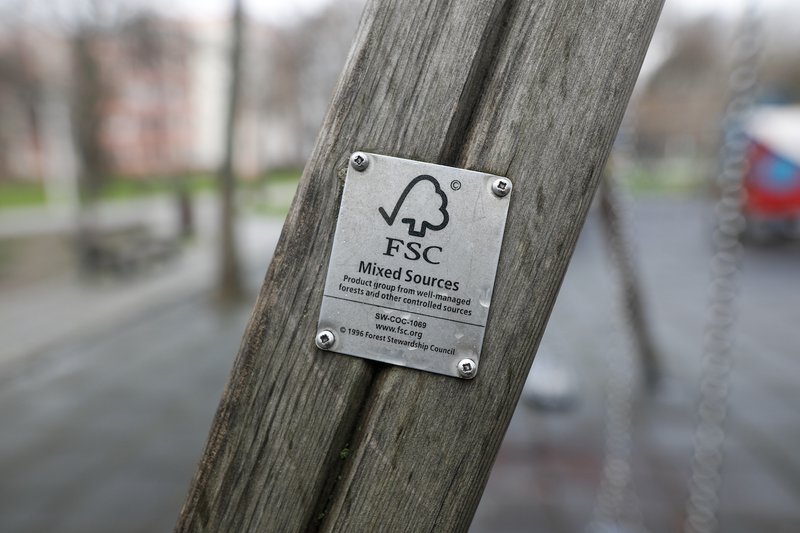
743,107,800,241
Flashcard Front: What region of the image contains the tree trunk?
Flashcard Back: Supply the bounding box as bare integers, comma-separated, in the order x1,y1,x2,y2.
217,0,245,302
72,31,107,206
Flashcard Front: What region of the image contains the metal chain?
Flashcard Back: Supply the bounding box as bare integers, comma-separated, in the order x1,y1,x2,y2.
684,4,761,533
587,120,648,533
587,5,759,533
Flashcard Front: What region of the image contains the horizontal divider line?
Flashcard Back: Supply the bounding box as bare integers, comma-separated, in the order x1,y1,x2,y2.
323,294,484,328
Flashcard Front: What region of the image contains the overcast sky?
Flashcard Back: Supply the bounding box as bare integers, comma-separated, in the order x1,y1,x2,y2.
671,0,791,16
154,0,337,24
156,0,794,23
5,0,798,30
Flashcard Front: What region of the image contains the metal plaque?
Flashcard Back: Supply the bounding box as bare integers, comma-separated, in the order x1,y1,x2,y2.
316,152,511,379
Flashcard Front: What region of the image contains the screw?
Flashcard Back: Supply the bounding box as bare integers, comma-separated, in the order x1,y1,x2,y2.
350,152,369,171
315,329,336,350
491,177,512,198
457,358,477,379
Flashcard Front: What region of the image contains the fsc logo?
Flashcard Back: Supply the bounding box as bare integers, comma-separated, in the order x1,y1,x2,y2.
318,152,511,379
378,175,449,237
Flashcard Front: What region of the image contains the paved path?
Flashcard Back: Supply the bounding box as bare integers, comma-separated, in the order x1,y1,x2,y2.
0,198,798,532
0,208,283,533
0,295,253,533
0,196,280,368
472,199,800,532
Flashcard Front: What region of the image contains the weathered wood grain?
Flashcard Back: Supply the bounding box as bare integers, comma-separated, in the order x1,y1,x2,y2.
319,2,664,530
176,1,515,531
176,0,664,531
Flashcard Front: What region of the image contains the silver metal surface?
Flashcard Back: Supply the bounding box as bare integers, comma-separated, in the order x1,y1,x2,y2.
350,151,370,171
317,152,512,378
315,329,336,350
491,177,512,198
456,358,477,379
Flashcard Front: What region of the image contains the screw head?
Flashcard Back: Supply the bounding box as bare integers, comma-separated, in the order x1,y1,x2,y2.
457,358,477,379
491,177,512,198
315,329,336,350
350,152,369,171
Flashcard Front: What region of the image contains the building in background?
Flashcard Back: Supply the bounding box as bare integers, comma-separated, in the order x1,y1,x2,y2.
0,3,363,184
98,16,194,177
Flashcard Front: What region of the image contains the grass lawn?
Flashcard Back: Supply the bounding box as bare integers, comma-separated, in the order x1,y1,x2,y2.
619,159,709,197
0,182,47,209
2,163,704,214
243,169,302,218
0,169,302,211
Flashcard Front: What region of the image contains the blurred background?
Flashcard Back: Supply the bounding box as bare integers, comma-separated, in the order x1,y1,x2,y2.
0,0,798,532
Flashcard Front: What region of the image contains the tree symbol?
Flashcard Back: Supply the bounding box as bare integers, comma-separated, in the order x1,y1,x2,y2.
379,175,449,237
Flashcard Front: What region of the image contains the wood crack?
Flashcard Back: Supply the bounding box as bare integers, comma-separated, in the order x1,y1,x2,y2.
439,0,516,168
303,364,385,532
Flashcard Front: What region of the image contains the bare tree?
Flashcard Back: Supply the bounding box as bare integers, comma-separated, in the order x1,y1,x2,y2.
255,1,364,170
121,13,196,238
217,0,245,301
59,1,127,206
71,28,109,205
0,33,43,179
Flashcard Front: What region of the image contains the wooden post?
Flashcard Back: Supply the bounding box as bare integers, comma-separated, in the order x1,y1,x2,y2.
176,0,664,531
